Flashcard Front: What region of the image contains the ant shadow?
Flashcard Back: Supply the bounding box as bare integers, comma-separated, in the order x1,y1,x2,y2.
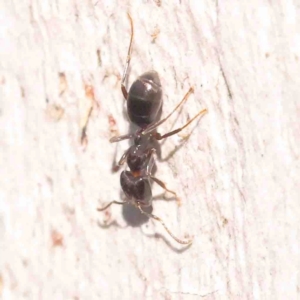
97,191,190,251
122,203,152,226
140,231,193,253
121,192,178,227
98,204,191,252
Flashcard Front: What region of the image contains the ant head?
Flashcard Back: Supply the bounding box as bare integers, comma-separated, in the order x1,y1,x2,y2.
120,171,152,207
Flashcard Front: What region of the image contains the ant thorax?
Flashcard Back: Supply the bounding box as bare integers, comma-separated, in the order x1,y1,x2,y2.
126,132,155,172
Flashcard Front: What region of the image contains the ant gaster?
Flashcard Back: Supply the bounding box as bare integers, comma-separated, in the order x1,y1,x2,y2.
98,14,207,245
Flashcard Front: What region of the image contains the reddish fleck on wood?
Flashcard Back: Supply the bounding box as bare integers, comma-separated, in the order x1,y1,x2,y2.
21,87,25,98
85,84,95,100
80,84,95,147
51,230,64,247
109,113,121,172
108,114,116,127
108,114,119,136
222,217,228,226
46,104,64,121
59,72,68,96
151,26,160,43
97,49,102,66
153,0,162,6
103,210,112,224
80,132,88,148
80,105,93,147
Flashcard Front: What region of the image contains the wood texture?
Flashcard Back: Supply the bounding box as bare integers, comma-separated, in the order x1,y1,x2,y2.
0,1,299,299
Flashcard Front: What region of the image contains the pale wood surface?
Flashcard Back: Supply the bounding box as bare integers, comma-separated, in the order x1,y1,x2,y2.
0,1,299,299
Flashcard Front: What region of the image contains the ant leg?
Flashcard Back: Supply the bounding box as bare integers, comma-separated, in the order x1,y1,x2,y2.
142,87,194,135
118,148,130,165
121,13,134,100
150,176,177,197
110,14,134,143
155,108,207,140
145,150,179,202
97,201,127,212
145,149,156,175
110,133,134,143
151,176,181,205
137,204,193,245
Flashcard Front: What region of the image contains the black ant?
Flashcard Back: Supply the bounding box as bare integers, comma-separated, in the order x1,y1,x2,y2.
98,14,207,245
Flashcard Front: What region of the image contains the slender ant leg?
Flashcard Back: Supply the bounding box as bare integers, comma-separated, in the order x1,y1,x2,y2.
150,176,177,197
110,133,134,143
118,148,130,166
110,14,134,143
145,148,156,175
97,201,127,212
146,149,179,203
155,108,208,140
121,13,134,100
136,204,193,245
142,87,194,135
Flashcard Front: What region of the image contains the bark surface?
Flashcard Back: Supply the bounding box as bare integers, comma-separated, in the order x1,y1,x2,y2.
0,1,299,299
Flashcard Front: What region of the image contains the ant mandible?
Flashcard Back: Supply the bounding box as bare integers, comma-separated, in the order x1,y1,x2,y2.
98,14,207,245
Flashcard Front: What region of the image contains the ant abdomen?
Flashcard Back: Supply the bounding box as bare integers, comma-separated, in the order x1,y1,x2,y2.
127,71,162,126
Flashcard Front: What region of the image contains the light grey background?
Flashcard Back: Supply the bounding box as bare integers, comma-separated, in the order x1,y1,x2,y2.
0,0,299,299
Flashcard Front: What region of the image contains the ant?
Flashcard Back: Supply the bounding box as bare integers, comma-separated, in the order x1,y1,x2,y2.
98,14,207,245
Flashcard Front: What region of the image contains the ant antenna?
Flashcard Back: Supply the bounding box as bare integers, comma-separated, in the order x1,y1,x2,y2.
121,13,134,100
155,108,207,140
137,204,193,245
142,87,194,135
97,200,127,212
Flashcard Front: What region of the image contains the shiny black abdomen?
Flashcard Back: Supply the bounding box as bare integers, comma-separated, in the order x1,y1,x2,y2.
127,71,162,127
